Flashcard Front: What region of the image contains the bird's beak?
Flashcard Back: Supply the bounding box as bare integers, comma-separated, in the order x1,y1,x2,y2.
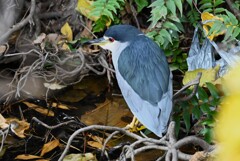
85,37,109,46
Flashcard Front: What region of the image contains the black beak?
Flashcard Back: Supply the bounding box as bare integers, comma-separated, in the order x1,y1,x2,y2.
83,37,108,46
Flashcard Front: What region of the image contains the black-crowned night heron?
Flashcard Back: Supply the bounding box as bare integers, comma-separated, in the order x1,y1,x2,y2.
88,25,173,137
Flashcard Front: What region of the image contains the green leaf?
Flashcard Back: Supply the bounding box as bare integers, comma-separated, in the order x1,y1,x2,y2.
166,0,176,16
102,9,114,19
149,5,166,28
225,10,238,25
163,21,180,32
200,103,211,113
198,87,208,103
206,82,219,99
155,34,165,45
200,0,211,4
192,106,201,119
233,27,240,38
149,0,164,7
186,0,193,8
174,0,182,16
190,95,199,106
200,128,213,143
199,3,212,10
214,0,224,7
208,20,224,37
159,29,172,44
174,115,181,136
203,8,213,13
214,8,225,14
209,97,220,106
134,0,148,12
146,30,158,39
106,4,117,14
168,15,181,23
183,109,191,132
159,6,168,18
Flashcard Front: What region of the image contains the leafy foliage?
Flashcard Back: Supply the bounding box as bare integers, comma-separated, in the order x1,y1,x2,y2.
208,10,240,42
173,83,221,142
199,0,225,14
147,0,184,49
90,0,124,32
134,0,149,12
83,0,238,141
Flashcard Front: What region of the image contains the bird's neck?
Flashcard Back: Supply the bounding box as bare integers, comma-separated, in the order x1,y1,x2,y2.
110,41,129,71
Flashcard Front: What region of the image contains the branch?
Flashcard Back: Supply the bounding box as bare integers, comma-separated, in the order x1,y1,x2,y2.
0,0,36,44
173,72,202,104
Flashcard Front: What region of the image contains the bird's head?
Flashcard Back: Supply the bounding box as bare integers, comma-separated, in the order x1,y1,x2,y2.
86,25,142,52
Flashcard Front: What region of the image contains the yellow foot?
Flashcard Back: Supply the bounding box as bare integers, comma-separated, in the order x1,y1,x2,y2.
126,116,146,132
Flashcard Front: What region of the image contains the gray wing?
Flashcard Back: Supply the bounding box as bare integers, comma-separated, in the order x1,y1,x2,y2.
118,35,170,106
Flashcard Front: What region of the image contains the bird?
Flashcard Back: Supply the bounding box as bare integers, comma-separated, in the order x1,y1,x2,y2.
87,24,173,137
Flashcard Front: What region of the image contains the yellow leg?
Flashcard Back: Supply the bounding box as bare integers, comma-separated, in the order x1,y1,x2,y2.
126,116,144,132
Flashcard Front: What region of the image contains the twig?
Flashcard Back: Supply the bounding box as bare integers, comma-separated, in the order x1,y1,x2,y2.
31,117,77,130
58,125,143,161
28,114,215,161
0,0,36,44
129,0,140,29
173,72,202,104
192,0,201,14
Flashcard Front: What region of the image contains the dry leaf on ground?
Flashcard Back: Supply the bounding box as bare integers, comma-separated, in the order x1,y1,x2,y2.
40,139,60,156
15,154,42,160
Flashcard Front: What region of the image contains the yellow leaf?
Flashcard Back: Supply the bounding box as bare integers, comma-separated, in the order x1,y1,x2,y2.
0,114,8,129
87,141,103,149
61,43,71,51
105,18,112,27
50,102,70,110
61,22,73,41
10,120,30,138
201,12,225,40
40,139,60,156
15,154,42,160
182,66,220,87
23,102,54,117
75,0,99,21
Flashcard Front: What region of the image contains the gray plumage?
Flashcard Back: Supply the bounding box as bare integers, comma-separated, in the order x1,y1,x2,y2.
90,25,173,137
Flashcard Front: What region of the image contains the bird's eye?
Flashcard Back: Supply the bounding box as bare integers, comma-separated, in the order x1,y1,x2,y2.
109,37,115,42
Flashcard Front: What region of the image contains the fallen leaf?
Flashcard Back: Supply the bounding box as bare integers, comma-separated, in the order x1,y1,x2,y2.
75,0,99,21
10,121,29,138
0,45,7,55
23,102,54,117
33,33,46,44
6,119,29,138
0,114,8,129
15,154,42,160
87,141,103,149
63,153,97,161
61,22,73,41
81,98,132,127
40,139,60,156
50,102,70,110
